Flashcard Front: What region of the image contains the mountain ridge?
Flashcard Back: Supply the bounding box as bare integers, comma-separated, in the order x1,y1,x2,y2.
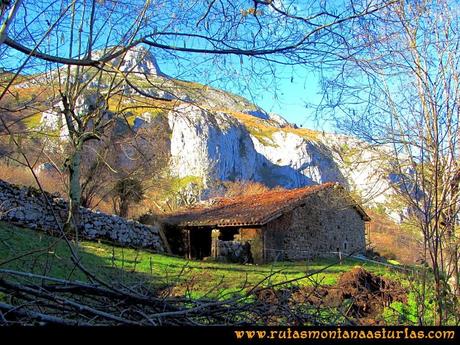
4,47,401,220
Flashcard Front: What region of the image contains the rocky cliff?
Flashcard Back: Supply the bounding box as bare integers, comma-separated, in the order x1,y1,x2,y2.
168,104,346,188
166,104,397,217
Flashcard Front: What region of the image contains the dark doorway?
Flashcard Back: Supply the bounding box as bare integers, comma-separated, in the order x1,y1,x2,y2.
190,228,212,259
219,228,239,241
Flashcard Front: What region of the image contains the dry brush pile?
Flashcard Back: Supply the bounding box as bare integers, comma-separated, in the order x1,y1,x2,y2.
0,268,335,326
0,252,407,326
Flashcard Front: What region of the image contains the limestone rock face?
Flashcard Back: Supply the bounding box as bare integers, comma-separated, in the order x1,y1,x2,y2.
168,104,257,184
37,94,398,218
112,46,163,76
166,104,401,219
251,131,347,188
168,104,347,189
39,92,110,140
74,92,107,116
31,46,399,218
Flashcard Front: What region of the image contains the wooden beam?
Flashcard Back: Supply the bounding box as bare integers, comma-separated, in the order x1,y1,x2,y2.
157,225,172,255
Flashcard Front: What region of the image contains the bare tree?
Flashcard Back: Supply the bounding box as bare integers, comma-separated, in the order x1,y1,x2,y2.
318,0,460,325
112,177,144,218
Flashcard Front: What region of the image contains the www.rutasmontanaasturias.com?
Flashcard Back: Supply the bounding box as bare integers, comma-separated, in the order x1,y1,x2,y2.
234,327,456,341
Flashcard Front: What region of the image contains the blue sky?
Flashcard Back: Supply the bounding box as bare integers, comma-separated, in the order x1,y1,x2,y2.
1,0,336,132
249,70,328,130
157,54,331,131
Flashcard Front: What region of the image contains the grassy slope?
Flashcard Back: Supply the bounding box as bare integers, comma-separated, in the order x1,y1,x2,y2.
222,110,319,145
0,221,400,300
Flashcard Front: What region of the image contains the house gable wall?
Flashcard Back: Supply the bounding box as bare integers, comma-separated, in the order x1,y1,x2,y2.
264,188,366,261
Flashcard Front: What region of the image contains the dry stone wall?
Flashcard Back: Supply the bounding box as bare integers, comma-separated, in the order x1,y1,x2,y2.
217,240,251,263
0,179,164,251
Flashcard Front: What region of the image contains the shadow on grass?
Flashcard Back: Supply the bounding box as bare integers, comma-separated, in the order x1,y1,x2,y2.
0,222,162,291
0,221,394,300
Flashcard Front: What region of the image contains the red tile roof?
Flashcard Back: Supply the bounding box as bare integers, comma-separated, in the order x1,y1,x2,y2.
161,182,370,227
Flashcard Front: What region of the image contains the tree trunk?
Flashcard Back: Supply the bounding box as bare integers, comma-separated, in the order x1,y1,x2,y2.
119,199,129,218
64,149,82,240
446,242,460,298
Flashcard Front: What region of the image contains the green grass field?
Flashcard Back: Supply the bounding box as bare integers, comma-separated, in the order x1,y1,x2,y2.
0,221,402,300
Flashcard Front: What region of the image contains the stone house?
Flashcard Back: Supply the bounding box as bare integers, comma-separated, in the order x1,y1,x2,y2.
161,182,370,263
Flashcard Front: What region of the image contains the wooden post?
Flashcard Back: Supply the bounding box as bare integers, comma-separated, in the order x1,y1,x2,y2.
182,228,191,260
211,229,220,259
158,225,173,254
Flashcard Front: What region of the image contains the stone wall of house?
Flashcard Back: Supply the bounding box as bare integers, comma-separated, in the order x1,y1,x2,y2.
264,188,366,261
264,213,292,262
0,179,164,251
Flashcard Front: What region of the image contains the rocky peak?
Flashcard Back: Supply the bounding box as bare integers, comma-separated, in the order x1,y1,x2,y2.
117,46,164,76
